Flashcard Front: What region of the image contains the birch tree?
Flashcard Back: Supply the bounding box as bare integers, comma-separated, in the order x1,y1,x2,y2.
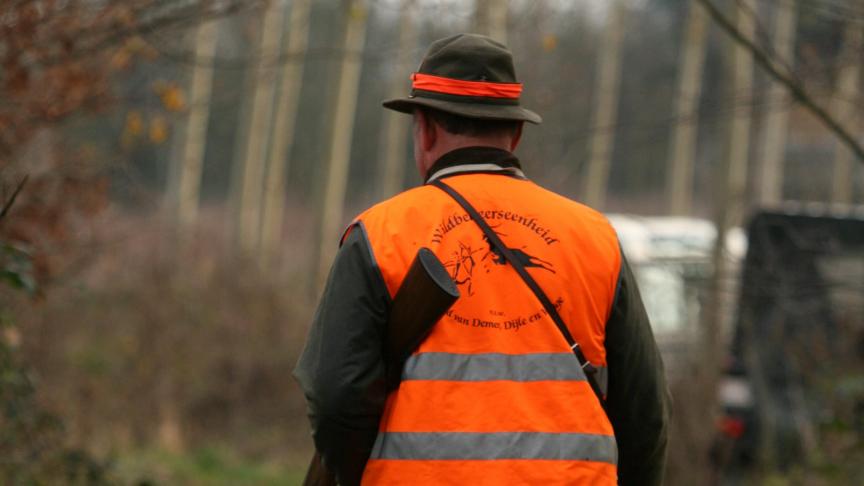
708,0,757,390
161,15,219,434
757,1,796,207
667,1,708,215
233,2,284,253
831,19,862,205
582,2,626,210
168,20,219,231
315,0,369,289
378,0,417,200
720,0,756,230
259,0,312,262
473,0,508,43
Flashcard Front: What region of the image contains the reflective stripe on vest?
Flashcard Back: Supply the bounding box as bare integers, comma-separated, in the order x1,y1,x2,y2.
402,352,609,395
371,431,618,464
403,352,587,382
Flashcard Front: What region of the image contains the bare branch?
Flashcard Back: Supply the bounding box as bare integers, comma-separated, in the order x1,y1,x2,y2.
696,0,864,164
0,175,29,225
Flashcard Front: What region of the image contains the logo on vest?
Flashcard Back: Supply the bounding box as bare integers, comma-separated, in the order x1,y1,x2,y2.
443,228,555,297
483,235,555,273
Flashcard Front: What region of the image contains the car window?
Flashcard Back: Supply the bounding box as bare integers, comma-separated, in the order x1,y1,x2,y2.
633,263,687,335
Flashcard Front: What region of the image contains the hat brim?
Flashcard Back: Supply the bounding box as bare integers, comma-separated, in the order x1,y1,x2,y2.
383,96,542,125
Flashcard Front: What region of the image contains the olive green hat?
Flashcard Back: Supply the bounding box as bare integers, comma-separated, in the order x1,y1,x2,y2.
382,33,542,124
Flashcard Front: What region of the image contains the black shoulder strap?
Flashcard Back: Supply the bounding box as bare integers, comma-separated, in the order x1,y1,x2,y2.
431,179,606,404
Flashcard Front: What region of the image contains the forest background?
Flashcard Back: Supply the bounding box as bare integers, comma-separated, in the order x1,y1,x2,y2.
1,0,862,484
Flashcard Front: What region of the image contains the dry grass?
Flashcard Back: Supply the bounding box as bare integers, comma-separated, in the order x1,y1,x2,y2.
7,209,316,467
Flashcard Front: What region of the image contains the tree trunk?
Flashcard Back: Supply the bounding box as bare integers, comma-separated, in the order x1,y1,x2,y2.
712,0,756,357
233,3,283,254
757,1,796,207
473,0,508,43
156,385,184,453
707,0,757,471
583,2,625,210
378,0,417,200
831,19,862,204
722,0,756,231
667,1,708,216
315,0,369,290
667,3,708,216
258,0,312,265
171,19,218,231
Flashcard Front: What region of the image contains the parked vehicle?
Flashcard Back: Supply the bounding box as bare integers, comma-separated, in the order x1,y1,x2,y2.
715,207,864,476
607,215,745,376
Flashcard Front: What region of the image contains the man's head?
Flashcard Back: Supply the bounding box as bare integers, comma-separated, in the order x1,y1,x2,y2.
382,33,540,178
412,107,523,177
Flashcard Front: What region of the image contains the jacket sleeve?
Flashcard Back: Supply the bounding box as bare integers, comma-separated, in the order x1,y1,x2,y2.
604,253,672,486
293,224,390,486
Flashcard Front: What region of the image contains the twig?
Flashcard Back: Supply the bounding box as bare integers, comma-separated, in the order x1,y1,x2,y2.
0,175,28,225
695,0,864,163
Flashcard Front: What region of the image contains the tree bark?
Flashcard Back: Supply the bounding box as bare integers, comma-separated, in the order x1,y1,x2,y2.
722,0,756,230
831,19,862,204
378,0,416,200
709,0,757,448
583,2,625,210
315,0,369,290
233,2,283,254
473,0,508,43
757,1,796,207
172,19,218,230
667,1,708,216
259,0,312,264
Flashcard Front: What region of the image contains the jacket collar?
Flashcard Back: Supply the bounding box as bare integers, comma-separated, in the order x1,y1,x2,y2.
424,146,526,183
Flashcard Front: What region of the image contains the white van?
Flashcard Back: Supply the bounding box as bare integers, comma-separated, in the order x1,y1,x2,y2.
607,214,746,376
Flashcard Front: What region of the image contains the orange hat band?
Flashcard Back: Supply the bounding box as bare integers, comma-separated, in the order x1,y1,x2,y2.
411,73,522,100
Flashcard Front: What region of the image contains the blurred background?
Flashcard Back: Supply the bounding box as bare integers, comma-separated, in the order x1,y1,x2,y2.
1,0,862,484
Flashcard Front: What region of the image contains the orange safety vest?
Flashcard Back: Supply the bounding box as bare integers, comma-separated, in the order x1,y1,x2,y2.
354,173,622,485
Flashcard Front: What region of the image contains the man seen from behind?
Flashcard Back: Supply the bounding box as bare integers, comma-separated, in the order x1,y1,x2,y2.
294,33,671,486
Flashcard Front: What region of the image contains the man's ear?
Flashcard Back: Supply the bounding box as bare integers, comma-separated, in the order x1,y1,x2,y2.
417,109,437,151
509,122,524,151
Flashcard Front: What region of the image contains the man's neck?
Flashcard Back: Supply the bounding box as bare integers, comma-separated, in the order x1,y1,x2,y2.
422,138,513,178
424,146,523,183
430,136,511,162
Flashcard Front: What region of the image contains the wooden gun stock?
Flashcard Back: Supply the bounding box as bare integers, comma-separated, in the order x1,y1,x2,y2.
385,247,460,389
303,452,337,486
303,247,459,485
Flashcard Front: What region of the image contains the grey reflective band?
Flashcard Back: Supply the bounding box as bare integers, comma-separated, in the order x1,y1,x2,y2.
403,352,588,382
371,431,618,464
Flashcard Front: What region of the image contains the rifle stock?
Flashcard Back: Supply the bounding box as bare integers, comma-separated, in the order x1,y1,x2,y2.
302,452,337,486
385,247,460,389
303,247,459,485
